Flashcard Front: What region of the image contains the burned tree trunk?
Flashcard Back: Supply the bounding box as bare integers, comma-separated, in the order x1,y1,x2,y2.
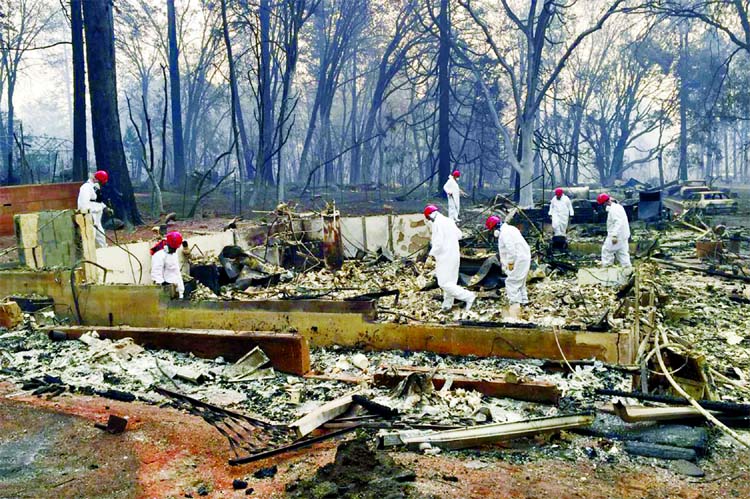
678,27,689,182
256,0,275,185
220,0,254,179
167,0,186,184
82,0,142,226
71,0,88,181
436,0,451,190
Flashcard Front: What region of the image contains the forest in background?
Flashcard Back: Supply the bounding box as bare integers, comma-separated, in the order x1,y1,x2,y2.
1,0,750,224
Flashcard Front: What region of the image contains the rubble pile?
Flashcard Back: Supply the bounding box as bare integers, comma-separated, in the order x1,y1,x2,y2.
189,253,629,328
3,199,750,491
0,322,629,425
658,269,750,403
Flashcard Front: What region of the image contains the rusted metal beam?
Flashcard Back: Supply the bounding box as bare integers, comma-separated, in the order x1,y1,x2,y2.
379,413,594,450
45,325,311,375
373,366,560,404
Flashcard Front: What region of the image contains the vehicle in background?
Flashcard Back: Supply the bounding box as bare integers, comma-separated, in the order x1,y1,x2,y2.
679,185,712,199
683,190,737,215
664,187,738,216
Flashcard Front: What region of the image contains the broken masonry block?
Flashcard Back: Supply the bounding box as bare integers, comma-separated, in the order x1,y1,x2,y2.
94,415,128,434
0,301,23,329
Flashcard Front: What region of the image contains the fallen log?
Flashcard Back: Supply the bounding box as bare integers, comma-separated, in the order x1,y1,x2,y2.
45,325,310,375
373,365,560,404
624,441,697,461
575,421,708,454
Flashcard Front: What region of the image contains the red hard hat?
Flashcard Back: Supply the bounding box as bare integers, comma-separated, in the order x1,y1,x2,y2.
423,204,439,218
554,188,563,196
597,193,611,205
165,231,183,249
452,170,460,178
485,215,501,231
94,170,109,184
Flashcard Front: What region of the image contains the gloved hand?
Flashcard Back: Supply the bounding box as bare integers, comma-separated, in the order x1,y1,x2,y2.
507,262,515,272
105,206,114,216
611,236,618,245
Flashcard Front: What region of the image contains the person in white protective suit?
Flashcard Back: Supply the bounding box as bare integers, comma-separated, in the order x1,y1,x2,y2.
424,204,475,312
486,215,531,314
597,193,631,268
443,170,463,222
549,187,574,237
77,170,110,248
151,231,186,299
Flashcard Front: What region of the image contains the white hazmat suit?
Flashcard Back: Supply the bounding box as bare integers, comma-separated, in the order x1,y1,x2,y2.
77,179,107,248
497,223,531,305
151,247,185,298
601,202,631,267
443,176,461,222
428,212,475,311
549,194,574,236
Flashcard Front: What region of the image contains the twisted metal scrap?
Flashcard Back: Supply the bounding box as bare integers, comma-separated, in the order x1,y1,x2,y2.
156,387,293,460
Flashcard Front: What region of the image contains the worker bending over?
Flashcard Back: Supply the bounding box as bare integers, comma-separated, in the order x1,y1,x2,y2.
77,170,110,248
151,231,185,299
486,215,531,316
597,193,631,268
425,204,475,312
549,187,574,237
443,170,463,222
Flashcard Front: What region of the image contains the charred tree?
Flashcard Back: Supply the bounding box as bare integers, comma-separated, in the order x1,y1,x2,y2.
678,25,689,182
437,0,451,190
71,0,88,181
220,0,254,179
82,0,142,226
167,0,186,184
256,0,275,185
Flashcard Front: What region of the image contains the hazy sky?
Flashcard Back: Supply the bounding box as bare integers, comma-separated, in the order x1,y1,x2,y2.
14,42,73,141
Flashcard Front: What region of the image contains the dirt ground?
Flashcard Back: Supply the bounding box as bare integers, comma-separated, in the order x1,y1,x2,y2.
2,382,749,499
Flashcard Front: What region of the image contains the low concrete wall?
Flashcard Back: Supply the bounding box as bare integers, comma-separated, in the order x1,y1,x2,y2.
95,231,237,284
0,269,633,364
303,213,429,257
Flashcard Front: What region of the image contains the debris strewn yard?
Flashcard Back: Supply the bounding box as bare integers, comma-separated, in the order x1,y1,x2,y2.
2,186,750,498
